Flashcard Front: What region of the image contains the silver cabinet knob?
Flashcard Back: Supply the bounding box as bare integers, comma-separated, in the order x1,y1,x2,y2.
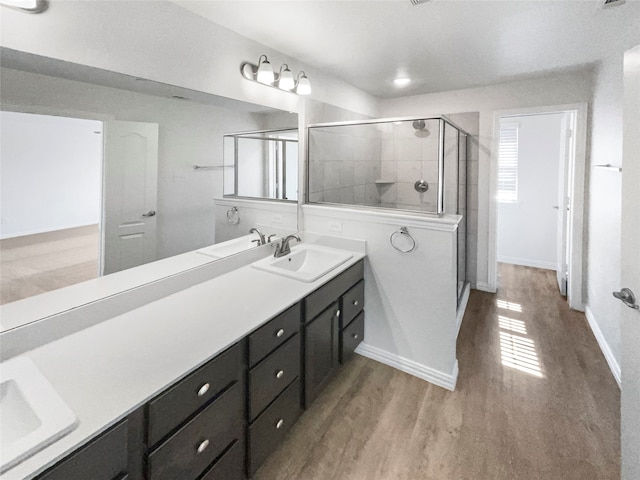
275,419,284,429
197,439,209,454
142,210,156,217
275,328,285,338
275,370,284,379
352,333,359,339
353,300,359,306
197,383,210,397
336,309,341,317
613,288,639,309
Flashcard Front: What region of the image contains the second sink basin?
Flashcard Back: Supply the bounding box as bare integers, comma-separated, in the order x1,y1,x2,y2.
252,244,353,282
1,356,78,473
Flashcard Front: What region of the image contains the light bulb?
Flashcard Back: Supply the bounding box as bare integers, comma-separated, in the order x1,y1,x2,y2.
295,72,311,95
256,55,274,85
277,64,295,91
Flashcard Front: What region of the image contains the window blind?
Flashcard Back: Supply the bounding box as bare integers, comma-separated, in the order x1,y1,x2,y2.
497,125,519,203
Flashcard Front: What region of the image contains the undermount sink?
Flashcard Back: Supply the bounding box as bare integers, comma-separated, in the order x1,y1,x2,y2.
0,356,78,473
251,244,353,282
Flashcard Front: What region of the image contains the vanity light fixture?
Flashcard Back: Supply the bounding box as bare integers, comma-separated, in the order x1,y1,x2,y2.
294,71,312,96
277,64,295,91
256,55,275,84
241,56,311,96
0,0,48,12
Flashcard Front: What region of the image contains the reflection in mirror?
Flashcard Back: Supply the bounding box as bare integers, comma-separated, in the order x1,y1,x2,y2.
0,49,298,307
223,129,298,201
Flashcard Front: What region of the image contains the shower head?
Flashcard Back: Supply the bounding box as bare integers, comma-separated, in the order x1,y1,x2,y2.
412,119,430,138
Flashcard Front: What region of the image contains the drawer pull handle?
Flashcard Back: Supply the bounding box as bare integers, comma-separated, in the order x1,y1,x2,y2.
275,328,285,338
197,439,210,454
352,333,359,339
353,300,359,306
275,419,284,429
275,370,285,379
197,383,210,397
336,309,341,318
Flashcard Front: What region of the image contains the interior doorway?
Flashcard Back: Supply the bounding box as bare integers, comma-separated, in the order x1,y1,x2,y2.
489,104,588,311
0,111,103,303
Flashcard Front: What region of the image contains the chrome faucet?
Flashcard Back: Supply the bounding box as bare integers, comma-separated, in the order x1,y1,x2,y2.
274,235,301,258
249,228,266,246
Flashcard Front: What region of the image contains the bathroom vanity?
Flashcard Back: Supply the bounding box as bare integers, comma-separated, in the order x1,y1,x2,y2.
1,242,366,480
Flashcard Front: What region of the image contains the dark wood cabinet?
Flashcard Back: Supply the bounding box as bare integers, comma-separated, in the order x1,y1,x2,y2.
148,342,242,447
248,333,300,421
303,302,340,407
200,439,246,480
249,303,301,367
36,421,128,480
302,260,365,408
247,379,302,476
147,383,243,480
340,311,365,364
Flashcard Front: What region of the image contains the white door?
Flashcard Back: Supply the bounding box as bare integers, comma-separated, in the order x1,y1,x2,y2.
620,44,640,480
102,121,159,275
556,113,571,296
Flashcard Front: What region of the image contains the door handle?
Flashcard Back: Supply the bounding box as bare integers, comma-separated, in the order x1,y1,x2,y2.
142,210,156,217
613,288,639,309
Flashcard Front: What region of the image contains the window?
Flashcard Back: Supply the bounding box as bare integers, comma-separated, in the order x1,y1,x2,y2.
497,123,519,203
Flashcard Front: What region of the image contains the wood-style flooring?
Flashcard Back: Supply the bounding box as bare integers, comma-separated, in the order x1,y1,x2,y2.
0,225,99,305
254,263,620,480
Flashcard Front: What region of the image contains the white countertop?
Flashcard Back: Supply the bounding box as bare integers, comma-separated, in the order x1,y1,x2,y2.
1,241,365,480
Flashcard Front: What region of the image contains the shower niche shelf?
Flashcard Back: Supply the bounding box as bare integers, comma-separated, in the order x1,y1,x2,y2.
374,180,395,185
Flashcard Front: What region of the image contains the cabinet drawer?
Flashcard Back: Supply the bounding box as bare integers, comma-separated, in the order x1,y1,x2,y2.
148,383,243,480
37,421,128,480
249,334,300,420
340,280,364,329
340,311,364,364
249,303,301,367
248,379,302,476
200,439,245,480
148,342,242,446
304,260,364,323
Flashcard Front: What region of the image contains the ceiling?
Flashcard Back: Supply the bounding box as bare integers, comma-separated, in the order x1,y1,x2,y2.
170,0,640,98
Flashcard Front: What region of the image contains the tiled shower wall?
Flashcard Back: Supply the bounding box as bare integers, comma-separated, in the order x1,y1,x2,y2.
378,120,441,212
308,125,381,205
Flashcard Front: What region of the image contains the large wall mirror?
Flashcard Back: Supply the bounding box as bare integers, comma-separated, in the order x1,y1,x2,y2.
0,48,299,312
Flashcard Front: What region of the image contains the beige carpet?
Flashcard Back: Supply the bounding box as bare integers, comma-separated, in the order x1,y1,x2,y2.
253,263,620,480
0,225,99,305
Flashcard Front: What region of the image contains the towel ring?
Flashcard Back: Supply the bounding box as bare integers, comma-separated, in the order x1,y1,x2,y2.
226,206,240,225
390,227,416,253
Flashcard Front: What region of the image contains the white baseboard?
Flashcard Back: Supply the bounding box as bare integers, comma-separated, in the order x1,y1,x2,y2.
355,343,459,391
456,283,471,339
497,255,556,271
475,282,494,293
584,306,621,388
0,222,99,240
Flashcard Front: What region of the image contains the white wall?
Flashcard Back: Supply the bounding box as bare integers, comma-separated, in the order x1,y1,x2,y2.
0,67,267,259
303,205,460,390
0,111,102,238
380,70,594,291
497,113,564,270
0,0,379,119
585,54,624,373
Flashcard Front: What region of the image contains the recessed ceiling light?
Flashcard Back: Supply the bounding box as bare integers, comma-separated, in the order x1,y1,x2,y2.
393,78,411,87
